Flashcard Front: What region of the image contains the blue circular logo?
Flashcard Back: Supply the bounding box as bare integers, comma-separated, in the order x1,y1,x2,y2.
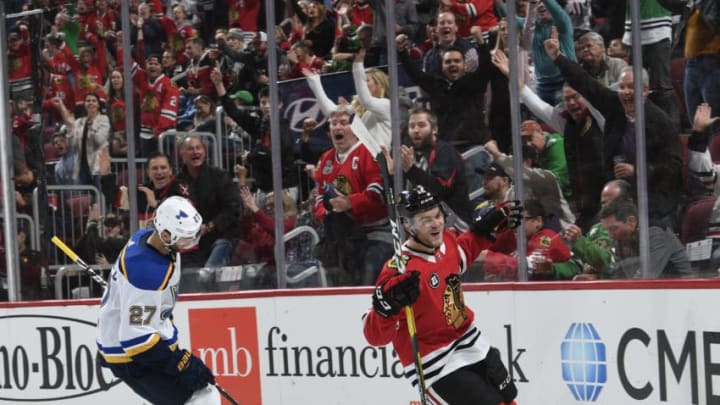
561,322,607,402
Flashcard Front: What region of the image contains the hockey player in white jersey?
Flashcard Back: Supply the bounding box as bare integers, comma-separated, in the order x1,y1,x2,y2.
97,196,220,404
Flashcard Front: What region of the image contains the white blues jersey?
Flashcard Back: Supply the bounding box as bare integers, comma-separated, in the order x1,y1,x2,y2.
97,228,180,364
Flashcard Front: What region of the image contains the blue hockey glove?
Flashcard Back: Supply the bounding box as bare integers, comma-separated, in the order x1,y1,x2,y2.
372,271,420,318
471,200,523,240
167,349,215,392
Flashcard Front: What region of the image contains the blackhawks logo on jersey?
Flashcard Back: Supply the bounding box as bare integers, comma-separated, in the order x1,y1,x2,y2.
142,92,160,112
333,175,352,195
443,274,467,329
111,104,125,124
539,235,552,248
387,254,409,270
9,57,22,73
170,35,182,52
78,73,93,89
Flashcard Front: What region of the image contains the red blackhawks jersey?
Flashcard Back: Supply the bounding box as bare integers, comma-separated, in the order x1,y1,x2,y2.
483,228,571,278
363,230,494,388
226,0,260,31
160,18,196,65
313,142,387,226
186,53,215,97
447,0,497,37
8,30,32,95
131,63,179,139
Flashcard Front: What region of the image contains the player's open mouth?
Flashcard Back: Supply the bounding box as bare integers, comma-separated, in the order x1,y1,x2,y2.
333,133,345,141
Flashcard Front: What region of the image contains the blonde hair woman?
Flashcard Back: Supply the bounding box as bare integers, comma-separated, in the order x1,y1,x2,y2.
303,48,391,156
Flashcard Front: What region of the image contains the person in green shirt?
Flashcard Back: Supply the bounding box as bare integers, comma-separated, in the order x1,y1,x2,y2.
521,119,571,199
563,179,632,280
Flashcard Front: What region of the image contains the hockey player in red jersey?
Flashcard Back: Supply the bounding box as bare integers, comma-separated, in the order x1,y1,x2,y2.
363,185,522,405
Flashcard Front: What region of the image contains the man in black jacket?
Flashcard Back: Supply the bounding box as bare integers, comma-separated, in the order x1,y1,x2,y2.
397,34,491,149
210,68,298,196
544,29,683,228
176,135,241,268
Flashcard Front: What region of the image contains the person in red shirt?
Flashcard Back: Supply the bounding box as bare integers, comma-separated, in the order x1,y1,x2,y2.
313,106,393,285
8,26,33,101
363,185,521,405
482,199,576,280
65,46,107,113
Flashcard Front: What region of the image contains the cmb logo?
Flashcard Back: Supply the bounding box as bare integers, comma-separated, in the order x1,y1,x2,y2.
560,322,608,402
189,307,261,405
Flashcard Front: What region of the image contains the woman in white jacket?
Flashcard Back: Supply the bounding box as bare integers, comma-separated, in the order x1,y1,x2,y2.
303,49,391,157
54,92,111,187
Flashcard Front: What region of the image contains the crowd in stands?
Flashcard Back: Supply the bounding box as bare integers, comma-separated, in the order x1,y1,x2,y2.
2,0,720,299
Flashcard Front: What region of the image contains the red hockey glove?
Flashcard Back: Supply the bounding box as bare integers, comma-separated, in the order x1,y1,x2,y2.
372,271,420,318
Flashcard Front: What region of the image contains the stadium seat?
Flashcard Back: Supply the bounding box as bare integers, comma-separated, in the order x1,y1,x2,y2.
679,134,690,194
43,142,58,163
65,195,91,219
670,58,687,121
710,134,720,163
681,196,716,243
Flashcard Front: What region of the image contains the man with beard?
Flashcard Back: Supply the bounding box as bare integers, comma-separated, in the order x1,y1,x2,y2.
397,36,491,147
382,106,473,229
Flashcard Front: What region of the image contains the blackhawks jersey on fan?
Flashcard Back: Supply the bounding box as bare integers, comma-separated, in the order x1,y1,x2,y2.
97,228,180,364
313,141,387,226
363,229,494,388
131,62,179,139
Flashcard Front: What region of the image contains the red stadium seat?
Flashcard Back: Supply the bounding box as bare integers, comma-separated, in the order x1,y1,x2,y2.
710,134,720,163
670,58,687,119
65,195,91,218
681,196,716,243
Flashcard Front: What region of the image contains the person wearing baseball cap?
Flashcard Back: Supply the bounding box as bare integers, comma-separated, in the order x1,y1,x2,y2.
476,162,512,203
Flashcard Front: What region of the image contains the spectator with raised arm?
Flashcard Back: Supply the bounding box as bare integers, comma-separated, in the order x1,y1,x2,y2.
438,0,497,37
422,11,480,75
211,69,298,197
292,0,336,59
53,93,111,188
491,48,607,231
397,33,492,148
528,0,577,105
303,49,392,157
545,26,683,229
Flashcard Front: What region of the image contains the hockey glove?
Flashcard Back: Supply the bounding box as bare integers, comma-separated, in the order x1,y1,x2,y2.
322,183,338,212
482,347,517,403
372,270,421,318
168,349,216,392
471,200,523,240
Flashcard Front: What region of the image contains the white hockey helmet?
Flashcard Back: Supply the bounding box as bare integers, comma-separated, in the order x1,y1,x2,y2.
153,196,203,250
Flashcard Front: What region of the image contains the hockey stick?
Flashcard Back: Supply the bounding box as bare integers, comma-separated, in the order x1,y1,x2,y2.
51,236,108,287
376,152,429,405
216,384,241,405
